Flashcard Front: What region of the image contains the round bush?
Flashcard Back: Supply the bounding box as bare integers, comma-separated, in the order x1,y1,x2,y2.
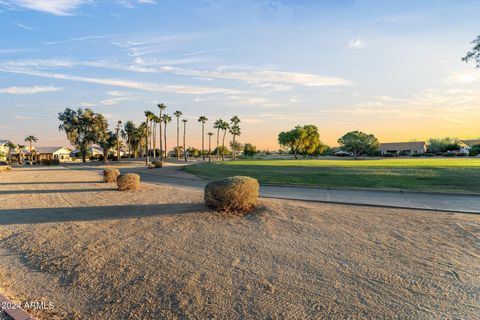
148,163,155,169
153,160,163,168
103,168,120,183
117,173,140,191
204,176,259,213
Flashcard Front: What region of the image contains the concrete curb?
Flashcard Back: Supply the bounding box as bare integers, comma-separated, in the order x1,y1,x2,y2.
0,293,36,320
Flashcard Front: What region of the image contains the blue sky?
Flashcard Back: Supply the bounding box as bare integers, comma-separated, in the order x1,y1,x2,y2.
0,0,479,148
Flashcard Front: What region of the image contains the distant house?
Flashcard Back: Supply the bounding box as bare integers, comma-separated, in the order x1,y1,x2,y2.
36,147,72,162
378,142,427,156
458,139,480,154
0,140,12,161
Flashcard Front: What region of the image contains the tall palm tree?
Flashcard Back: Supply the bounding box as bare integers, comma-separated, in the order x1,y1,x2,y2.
220,121,229,161
123,121,135,158
213,119,224,160
24,135,38,162
152,115,161,159
144,110,154,165
207,132,214,162
230,116,241,160
157,103,167,161
198,116,208,161
182,119,188,162
115,120,122,161
162,114,172,159
173,111,183,160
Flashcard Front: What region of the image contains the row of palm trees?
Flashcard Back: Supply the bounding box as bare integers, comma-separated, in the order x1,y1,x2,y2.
125,103,241,166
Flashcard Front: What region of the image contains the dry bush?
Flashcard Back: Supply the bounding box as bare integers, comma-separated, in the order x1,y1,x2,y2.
148,164,155,169
117,173,140,191
103,168,120,183
0,165,11,173
204,176,259,214
153,160,163,168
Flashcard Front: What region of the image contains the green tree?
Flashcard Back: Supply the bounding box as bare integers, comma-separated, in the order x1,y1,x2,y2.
5,142,16,164
24,135,38,162
212,146,230,157
427,137,460,153
220,121,229,160
469,144,480,156
173,111,183,160
187,147,200,158
17,144,25,164
213,119,227,160
337,131,379,159
162,114,172,159
463,35,480,68
58,108,109,163
243,143,257,157
98,131,118,164
122,121,136,158
198,116,208,161
278,127,303,159
229,116,241,160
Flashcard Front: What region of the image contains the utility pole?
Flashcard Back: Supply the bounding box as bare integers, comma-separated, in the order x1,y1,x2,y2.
116,120,122,162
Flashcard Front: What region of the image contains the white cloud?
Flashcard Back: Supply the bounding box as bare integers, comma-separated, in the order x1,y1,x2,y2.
13,21,34,30
1,0,90,16
0,68,243,95
0,85,63,94
348,38,370,49
0,124,14,130
443,72,480,84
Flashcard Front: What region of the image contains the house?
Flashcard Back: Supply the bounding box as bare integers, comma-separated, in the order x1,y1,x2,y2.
378,141,427,156
36,147,72,162
458,139,480,154
0,140,12,161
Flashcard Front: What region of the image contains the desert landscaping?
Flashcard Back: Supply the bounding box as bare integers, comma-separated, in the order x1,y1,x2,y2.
0,166,479,319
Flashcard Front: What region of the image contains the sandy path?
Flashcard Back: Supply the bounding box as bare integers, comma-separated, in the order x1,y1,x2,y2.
0,167,479,319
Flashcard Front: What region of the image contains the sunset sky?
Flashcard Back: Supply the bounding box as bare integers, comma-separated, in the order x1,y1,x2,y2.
0,0,479,150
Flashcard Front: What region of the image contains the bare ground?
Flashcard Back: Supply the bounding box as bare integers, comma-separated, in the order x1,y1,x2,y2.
0,166,479,319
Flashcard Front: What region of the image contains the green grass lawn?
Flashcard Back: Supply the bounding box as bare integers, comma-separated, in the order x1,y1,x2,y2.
185,158,480,193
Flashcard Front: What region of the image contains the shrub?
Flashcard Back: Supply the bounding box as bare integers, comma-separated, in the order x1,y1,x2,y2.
204,176,259,214
442,152,456,157
117,173,140,191
153,160,163,168
103,168,120,183
424,153,435,157
148,163,155,169
49,159,60,165
0,165,11,172
457,152,468,157
383,153,395,157
411,153,423,157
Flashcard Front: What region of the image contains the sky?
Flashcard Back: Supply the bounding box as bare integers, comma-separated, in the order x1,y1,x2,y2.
0,0,479,149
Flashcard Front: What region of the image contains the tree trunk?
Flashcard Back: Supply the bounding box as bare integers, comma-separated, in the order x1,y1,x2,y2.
159,111,163,161
222,130,226,161
208,136,211,162
164,123,167,161
183,122,187,162
216,128,220,160
232,134,236,160
153,123,156,159
202,124,205,161
29,142,32,161
103,149,109,164
145,118,149,166
82,146,87,163
176,118,180,160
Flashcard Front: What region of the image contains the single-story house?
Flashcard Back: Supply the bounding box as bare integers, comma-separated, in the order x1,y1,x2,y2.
378,141,427,156
458,139,480,154
71,146,125,158
36,147,72,162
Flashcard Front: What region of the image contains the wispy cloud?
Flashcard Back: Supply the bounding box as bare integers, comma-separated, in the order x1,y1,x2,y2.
1,0,91,16
0,85,63,94
13,21,34,30
0,124,14,130
0,68,243,95
348,37,370,49
443,72,480,84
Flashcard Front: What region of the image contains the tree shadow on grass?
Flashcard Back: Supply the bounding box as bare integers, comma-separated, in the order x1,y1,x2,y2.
0,203,205,225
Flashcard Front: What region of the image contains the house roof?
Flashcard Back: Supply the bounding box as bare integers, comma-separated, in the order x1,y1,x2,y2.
0,140,12,146
460,139,480,147
36,147,71,154
378,141,426,151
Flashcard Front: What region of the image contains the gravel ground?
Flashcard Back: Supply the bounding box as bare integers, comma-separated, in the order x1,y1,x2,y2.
0,310,13,320
0,166,479,319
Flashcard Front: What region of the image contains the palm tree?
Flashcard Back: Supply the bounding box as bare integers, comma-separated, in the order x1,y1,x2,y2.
6,142,15,164
220,121,229,160
213,119,224,160
115,120,122,161
144,110,154,165
24,135,38,162
207,132,214,162
162,114,172,159
182,119,188,162
157,103,167,161
122,121,135,158
198,116,208,161
229,116,241,160
17,144,25,164
173,111,183,160
152,115,161,159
